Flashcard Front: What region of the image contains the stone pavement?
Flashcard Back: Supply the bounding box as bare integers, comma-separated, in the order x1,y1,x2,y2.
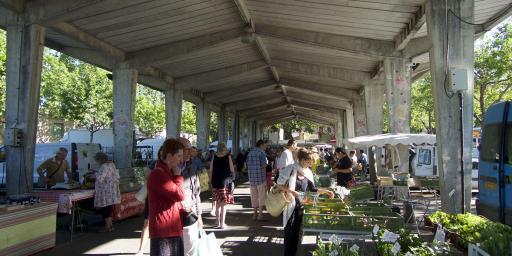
38,180,317,256
34,180,471,256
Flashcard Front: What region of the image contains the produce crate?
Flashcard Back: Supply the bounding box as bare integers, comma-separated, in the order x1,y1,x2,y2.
348,184,374,201
303,196,348,210
414,176,440,189
304,211,404,232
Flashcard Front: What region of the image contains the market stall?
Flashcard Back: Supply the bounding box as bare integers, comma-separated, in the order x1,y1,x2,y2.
27,188,144,240
0,202,58,256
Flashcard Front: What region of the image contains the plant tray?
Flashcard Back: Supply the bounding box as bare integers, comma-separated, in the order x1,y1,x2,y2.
348,184,374,201
304,211,404,232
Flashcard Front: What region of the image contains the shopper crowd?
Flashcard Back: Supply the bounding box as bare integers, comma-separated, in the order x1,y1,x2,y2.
128,136,368,256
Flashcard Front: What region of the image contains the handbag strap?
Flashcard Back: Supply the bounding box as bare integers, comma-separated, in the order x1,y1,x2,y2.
47,159,64,179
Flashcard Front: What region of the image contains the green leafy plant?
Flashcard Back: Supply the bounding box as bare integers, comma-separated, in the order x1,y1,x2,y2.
312,236,360,256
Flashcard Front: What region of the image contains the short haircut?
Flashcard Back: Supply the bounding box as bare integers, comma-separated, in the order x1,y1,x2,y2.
296,148,314,162
349,150,356,155
286,139,296,147
94,152,109,164
335,147,346,154
177,137,192,149
360,149,364,153
57,147,68,154
159,138,185,161
256,139,265,147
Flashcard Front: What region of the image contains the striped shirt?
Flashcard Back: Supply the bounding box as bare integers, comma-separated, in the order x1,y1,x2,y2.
246,147,268,186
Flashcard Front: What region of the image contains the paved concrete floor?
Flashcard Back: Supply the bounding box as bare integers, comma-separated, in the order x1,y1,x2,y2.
34,181,475,256
38,181,315,256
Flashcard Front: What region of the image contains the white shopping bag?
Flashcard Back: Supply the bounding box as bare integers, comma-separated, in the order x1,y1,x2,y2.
194,229,223,256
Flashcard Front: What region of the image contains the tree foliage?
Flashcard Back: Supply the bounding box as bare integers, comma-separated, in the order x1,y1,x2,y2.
209,112,218,142
410,74,435,133
270,119,319,140
135,86,165,138
181,101,196,137
0,30,6,126
40,53,113,136
473,23,512,126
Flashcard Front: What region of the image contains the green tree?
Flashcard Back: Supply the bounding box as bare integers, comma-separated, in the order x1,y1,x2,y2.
410,74,435,133
135,86,165,138
0,30,6,128
40,53,113,140
271,119,319,140
209,112,218,142
181,101,196,138
474,23,512,126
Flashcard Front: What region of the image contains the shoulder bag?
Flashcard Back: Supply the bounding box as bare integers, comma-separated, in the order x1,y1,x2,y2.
265,168,295,217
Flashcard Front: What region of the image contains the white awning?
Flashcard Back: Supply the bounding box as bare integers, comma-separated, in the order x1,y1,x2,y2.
347,133,436,148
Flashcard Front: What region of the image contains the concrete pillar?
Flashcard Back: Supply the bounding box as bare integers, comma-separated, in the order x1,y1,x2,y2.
365,82,385,135
384,57,411,134
232,112,240,155
364,81,385,183
353,98,367,136
384,57,412,173
217,107,227,144
344,108,355,140
165,87,183,138
195,99,210,152
256,123,261,141
251,121,257,146
427,0,474,213
5,20,45,195
335,111,343,147
113,66,137,182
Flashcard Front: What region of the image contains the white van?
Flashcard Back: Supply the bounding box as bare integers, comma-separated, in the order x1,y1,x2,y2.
136,138,165,161
412,144,479,190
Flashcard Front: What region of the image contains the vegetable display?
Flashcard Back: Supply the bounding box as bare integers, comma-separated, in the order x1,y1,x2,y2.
427,211,512,255
312,235,360,256
303,202,404,232
373,228,461,256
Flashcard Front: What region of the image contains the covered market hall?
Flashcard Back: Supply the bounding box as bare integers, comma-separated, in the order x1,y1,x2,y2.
0,0,511,255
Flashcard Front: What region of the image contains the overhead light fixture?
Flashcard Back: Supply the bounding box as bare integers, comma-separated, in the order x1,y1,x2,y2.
241,25,255,44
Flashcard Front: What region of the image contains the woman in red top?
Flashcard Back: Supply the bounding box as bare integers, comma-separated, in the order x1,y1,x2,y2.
147,138,186,256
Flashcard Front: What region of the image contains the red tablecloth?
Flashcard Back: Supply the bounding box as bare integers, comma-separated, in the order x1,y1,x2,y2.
28,189,144,220
113,191,144,221
27,190,94,214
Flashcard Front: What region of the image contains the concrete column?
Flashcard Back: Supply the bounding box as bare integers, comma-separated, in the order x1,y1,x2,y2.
353,98,367,136
344,108,355,140
113,66,138,182
364,81,385,183
427,0,474,213
5,20,45,195
217,107,227,144
365,82,385,135
335,111,343,147
384,57,411,133
165,87,182,138
251,121,257,146
232,112,240,155
256,123,262,141
195,99,210,152
384,57,412,173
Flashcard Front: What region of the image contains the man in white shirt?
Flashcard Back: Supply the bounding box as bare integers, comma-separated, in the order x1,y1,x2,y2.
275,139,297,181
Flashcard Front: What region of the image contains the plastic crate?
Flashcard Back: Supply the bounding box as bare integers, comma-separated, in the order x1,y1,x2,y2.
348,184,374,201
304,211,404,232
